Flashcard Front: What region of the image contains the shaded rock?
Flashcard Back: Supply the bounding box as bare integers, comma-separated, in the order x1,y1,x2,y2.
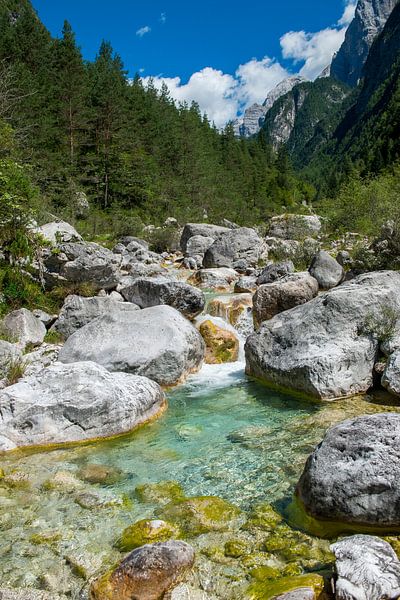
297,413,400,526
52,295,139,339
74,191,90,219
0,341,22,378
199,320,239,364
268,214,322,240
203,227,266,268
116,519,181,552
234,276,258,294
331,535,400,600
120,277,205,320
36,221,82,244
246,271,400,399
0,361,165,452
309,250,344,290
188,268,239,291
1,308,46,349
185,235,215,262
180,223,229,252
257,261,294,285
90,541,195,600
160,496,241,536
253,272,319,326
59,305,205,386
382,350,400,396
32,309,57,327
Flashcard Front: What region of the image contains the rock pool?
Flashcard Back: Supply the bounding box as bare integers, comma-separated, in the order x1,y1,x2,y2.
1,345,400,598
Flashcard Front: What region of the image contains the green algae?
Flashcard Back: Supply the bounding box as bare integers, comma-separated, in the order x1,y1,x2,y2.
224,539,251,558
246,573,325,600
243,503,283,532
116,518,181,552
135,480,185,505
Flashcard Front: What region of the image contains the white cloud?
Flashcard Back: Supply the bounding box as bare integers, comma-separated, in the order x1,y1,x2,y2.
235,57,289,106
160,12,167,24
280,0,356,80
136,26,151,37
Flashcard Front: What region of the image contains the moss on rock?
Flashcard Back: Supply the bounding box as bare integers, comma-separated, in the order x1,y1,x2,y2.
246,573,325,600
243,503,283,532
224,539,251,558
116,519,181,552
159,495,242,536
135,480,185,505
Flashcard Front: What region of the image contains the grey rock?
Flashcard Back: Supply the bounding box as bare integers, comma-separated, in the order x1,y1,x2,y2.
185,235,215,263
74,191,90,219
180,223,229,253
189,268,239,291
257,261,294,285
0,341,22,378
36,221,82,244
24,344,60,377
331,535,400,600
52,295,139,339
331,0,397,87
0,361,165,452
1,308,46,349
32,309,57,327
119,236,149,249
183,257,197,270
109,290,124,302
382,350,400,396
336,250,353,268
120,277,205,320
59,305,205,386
245,271,400,399
309,250,344,289
203,227,266,269
253,272,319,326
268,214,322,240
298,413,400,525
265,237,301,261
90,541,195,600
234,276,258,294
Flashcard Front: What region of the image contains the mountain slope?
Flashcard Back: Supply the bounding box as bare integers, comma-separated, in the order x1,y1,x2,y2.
331,0,397,87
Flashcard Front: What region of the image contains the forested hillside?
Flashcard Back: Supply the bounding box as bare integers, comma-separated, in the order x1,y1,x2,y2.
0,0,314,231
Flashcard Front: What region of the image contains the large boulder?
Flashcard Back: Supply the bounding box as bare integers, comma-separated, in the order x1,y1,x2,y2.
1,308,46,349
36,221,82,244
188,268,239,291
90,541,195,600
309,250,344,290
0,361,165,452
245,271,400,400
268,214,322,240
203,228,267,269
257,261,294,285
331,535,400,600
43,241,121,290
59,305,205,386
297,413,400,526
52,295,139,338
180,223,229,252
120,277,205,320
253,272,319,327
185,235,215,266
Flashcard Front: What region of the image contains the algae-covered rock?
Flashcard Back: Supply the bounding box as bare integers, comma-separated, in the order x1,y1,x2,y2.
77,464,122,485
224,539,251,558
90,540,195,600
30,531,62,546
246,573,324,600
250,565,282,581
244,503,283,531
135,480,185,505
199,320,239,364
262,525,333,569
159,496,242,536
116,519,181,552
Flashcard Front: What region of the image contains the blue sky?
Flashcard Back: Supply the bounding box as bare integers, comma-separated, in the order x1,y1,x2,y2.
32,0,356,126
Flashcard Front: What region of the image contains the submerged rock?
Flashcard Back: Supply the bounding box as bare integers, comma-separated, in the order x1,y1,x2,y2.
135,481,185,505
1,308,46,349
116,519,181,551
159,496,242,536
59,305,205,386
52,295,139,338
77,464,122,485
297,413,400,526
0,361,165,451
331,535,400,600
246,573,324,600
199,320,239,364
253,272,318,326
246,271,400,400
120,277,205,319
90,541,195,600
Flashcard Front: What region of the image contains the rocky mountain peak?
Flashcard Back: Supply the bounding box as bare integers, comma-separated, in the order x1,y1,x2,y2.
331,0,397,86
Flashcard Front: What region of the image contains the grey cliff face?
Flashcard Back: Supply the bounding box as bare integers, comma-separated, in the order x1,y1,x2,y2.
331,0,397,86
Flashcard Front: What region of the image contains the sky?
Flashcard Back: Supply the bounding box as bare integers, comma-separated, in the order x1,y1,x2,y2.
32,0,357,127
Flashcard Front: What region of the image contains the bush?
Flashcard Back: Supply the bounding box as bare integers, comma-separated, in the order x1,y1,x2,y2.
5,356,26,385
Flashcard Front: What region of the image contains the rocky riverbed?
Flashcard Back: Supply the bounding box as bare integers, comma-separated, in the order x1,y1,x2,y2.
2,214,400,598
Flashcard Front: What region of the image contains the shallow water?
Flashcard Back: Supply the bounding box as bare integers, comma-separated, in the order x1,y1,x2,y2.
1,326,400,597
